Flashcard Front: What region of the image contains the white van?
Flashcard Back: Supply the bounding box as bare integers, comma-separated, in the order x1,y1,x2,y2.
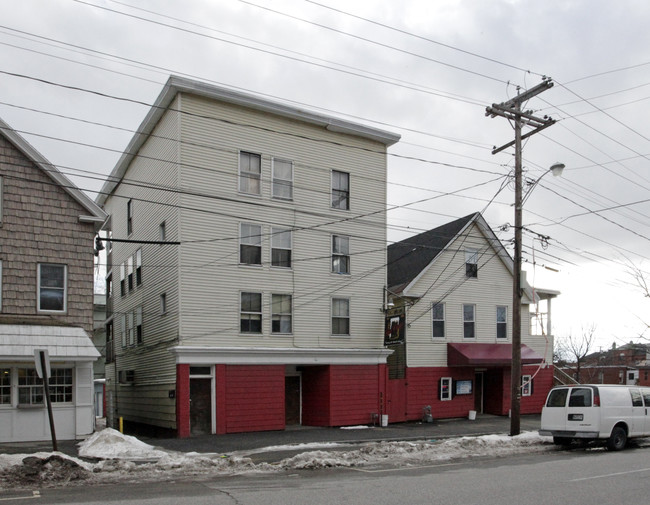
539,384,650,450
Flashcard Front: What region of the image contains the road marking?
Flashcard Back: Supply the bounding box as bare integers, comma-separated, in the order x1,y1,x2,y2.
571,468,650,482
352,462,461,473
0,491,40,501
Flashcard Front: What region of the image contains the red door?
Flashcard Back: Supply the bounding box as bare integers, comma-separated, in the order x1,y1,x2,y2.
386,379,407,422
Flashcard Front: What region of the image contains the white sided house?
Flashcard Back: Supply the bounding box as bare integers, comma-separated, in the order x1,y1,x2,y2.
96,76,400,436
384,213,558,422
0,117,106,442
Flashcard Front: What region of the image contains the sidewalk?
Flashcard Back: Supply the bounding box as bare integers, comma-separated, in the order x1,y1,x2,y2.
0,414,541,463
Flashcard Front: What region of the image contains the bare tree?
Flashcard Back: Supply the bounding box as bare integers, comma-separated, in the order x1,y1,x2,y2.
556,324,597,383
625,258,650,341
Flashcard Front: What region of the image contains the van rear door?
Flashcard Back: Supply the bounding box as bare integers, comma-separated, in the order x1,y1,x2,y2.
643,389,650,435
541,387,570,433
566,387,598,434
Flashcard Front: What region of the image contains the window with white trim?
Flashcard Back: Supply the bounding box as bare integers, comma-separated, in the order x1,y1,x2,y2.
128,311,134,346
240,223,262,265
127,199,133,235
432,302,445,338
0,368,10,405
18,368,43,405
271,228,292,268
135,306,143,344
120,313,126,347
465,248,478,278
497,306,507,339
521,374,533,396
159,221,166,242
332,235,350,274
332,298,350,335
160,292,167,314
272,158,293,200
331,170,350,210
106,271,113,300
0,260,3,311
0,175,3,223
463,304,475,338
37,263,66,312
135,248,142,286
120,263,126,296
48,369,73,403
127,256,134,291
239,151,261,195
240,292,262,334
272,294,292,334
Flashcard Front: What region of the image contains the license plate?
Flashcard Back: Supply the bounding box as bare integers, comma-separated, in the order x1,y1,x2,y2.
568,414,584,421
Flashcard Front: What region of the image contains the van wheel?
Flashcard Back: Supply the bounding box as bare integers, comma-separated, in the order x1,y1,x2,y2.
606,427,627,451
553,436,572,446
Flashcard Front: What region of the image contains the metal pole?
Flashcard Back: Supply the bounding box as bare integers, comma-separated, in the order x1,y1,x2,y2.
40,351,58,452
511,103,523,437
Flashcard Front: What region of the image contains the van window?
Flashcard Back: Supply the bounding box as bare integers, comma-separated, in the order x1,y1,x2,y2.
630,389,643,407
568,388,592,407
642,390,650,406
546,388,568,407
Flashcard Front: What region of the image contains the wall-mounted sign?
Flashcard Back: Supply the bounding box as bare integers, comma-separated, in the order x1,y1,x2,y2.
384,314,405,345
455,380,473,395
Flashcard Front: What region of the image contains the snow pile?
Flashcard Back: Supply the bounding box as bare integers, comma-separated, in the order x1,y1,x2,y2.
78,428,168,460
0,431,556,490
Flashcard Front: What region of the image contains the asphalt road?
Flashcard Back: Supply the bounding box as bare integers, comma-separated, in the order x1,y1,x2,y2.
6,443,650,504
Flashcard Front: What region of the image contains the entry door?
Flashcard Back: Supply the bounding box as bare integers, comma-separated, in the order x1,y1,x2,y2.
190,378,212,436
386,379,407,422
285,376,301,425
474,372,484,413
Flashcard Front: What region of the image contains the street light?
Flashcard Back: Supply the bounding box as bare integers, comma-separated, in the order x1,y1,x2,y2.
511,162,563,436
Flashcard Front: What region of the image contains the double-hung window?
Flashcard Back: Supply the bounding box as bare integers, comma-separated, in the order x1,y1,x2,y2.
465,248,478,278
332,298,350,335
127,256,134,291
0,260,3,311
0,368,10,405
240,292,262,333
0,175,3,223
272,294,292,334
432,302,445,338
135,249,142,286
38,263,66,312
240,223,262,265
18,369,43,405
135,306,143,344
463,304,475,338
48,369,73,403
271,228,292,268
120,263,126,296
331,170,350,210
497,306,507,339
239,151,261,195
127,199,133,235
120,314,127,347
272,158,293,200
127,311,134,346
332,235,350,274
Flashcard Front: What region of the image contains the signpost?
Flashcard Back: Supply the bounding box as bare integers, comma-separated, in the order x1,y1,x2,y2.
34,349,57,452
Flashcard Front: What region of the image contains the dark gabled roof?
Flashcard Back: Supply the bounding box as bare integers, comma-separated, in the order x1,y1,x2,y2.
388,213,478,290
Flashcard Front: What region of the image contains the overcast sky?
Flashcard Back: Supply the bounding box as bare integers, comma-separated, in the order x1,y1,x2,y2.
2,0,649,350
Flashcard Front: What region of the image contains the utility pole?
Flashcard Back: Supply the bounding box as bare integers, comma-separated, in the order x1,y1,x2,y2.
486,78,556,436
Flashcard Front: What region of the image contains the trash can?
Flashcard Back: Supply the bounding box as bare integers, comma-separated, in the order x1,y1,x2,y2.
381,414,389,427
468,410,477,421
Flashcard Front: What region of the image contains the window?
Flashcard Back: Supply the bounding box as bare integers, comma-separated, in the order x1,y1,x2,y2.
18,369,43,405
239,151,261,195
332,298,350,335
546,388,568,407
106,321,114,363
465,248,478,278
106,230,112,254
127,199,133,235
271,294,292,334
106,272,113,299
463,304,475,338
240,292,262,333
497,306,507,339
568,388,592,407
127,311,134,346
432,302,445,338
630,389,643,407
160,293,167,314
0,175,3,223
135,249,142,286
0,368,10,405
159,221,166,242
127,256,134,291
332,235,350,274
272,158,293,200
48,369,73,403
521,374,533,396
240,223,262,265
135,306,143,344
38,263,66,312
120,263,126,296
331,170,350,210
120,314,126,347
271,228,292,268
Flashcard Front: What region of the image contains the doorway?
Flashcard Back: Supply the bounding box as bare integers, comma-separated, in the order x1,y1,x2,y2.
285,375,301,425
474,372,484,414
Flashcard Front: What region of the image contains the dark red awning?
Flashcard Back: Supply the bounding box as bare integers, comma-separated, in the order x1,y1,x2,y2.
447,343,543,366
